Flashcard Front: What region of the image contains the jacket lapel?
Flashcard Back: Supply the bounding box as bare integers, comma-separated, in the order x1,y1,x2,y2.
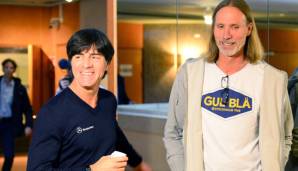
259,63,283,171
185,58,205,171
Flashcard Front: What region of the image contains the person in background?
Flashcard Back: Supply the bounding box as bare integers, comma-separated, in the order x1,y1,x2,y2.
0,58,33,171
285,68,298,171
27,28,151,171
288,68,298,123
56,58,73,95
163,0,293,171
117,74,132,104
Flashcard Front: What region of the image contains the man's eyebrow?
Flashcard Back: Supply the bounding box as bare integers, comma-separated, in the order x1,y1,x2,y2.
214,22,223,25
75,52,102,55
90,52,103,56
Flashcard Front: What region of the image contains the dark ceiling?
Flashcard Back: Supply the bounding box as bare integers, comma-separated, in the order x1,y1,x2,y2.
0,0,297,25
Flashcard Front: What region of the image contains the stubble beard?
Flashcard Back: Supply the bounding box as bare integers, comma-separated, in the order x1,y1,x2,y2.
217,38,246,57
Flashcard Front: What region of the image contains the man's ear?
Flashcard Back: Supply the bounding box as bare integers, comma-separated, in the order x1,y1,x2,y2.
102,70,108,79
247,22,253,36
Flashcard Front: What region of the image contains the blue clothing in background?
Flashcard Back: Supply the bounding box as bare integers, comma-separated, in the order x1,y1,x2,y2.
0,76,33,171
0,76,33,136
0,78,14,118
286,67,298,171
288,68,298,127
117,74,131,104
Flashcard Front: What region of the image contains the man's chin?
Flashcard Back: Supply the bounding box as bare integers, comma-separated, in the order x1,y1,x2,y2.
76,83,98,90
220,49,240,57
81,85,97,90
221,52,235,57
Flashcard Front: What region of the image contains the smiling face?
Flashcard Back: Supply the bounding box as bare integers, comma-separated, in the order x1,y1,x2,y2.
214,6,252,58
70,45,107,91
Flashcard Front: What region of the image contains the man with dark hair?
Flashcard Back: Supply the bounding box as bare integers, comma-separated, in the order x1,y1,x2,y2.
0,58,33,171
27,28,151,171
164,0,293,171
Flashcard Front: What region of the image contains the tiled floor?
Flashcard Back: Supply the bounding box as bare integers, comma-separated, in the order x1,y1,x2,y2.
0,155,27,171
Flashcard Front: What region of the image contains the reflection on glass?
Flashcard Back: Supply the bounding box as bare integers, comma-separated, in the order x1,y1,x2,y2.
117,0,298,103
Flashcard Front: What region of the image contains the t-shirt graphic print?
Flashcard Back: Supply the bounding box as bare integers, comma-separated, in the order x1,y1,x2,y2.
201,88,253,118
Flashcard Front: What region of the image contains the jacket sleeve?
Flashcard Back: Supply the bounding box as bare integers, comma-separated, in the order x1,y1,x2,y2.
283,86,294,165
115,123,142,167
20,85,33,128
27,108,86,171
163,64,188,171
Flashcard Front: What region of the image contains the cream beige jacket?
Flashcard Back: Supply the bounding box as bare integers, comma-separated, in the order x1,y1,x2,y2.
164,57,294,171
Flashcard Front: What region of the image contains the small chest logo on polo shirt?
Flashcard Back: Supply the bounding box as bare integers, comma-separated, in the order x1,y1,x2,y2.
201,89,252,118
76,125,94,134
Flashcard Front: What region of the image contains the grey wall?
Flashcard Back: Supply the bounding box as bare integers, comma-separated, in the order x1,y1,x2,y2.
80,0,107,33
143,24,177,103
143,23,210,103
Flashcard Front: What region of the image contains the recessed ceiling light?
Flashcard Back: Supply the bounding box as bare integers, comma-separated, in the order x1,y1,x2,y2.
203,15,212,25
203,7,213,25
194,34,201,38
65,0,73,2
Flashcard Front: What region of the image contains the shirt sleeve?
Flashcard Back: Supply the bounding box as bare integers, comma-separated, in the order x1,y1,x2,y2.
115,123,142,167
27,107,86,171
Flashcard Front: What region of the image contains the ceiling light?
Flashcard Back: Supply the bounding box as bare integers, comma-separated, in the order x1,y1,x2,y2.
203,7,213,25
194,34,201,38
65,0,73,2
203,15,212,25
279,13,285,17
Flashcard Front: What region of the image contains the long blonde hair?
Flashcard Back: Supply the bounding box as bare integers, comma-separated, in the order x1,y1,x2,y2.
206,0,264,63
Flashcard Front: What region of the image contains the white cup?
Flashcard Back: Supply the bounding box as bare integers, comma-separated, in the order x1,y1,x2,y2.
111,151,126,158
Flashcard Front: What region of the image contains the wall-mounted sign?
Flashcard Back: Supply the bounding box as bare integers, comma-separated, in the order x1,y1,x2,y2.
119,64,133,77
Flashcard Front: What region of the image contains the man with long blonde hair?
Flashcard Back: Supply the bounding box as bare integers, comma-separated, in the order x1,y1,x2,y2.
164,0,293,171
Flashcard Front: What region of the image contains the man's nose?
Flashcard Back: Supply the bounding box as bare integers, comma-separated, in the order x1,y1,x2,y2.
223,28,232,39
83,56,92,67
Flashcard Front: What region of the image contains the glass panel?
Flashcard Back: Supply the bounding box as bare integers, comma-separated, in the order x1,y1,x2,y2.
175,0,271,63
176,0,212,64
117,0,298,103
264,0,298,76
118,0,178,103
174,0,298,76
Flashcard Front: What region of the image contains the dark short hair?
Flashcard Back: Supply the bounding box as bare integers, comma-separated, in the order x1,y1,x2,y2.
2,58,17,69
66,28,114,64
